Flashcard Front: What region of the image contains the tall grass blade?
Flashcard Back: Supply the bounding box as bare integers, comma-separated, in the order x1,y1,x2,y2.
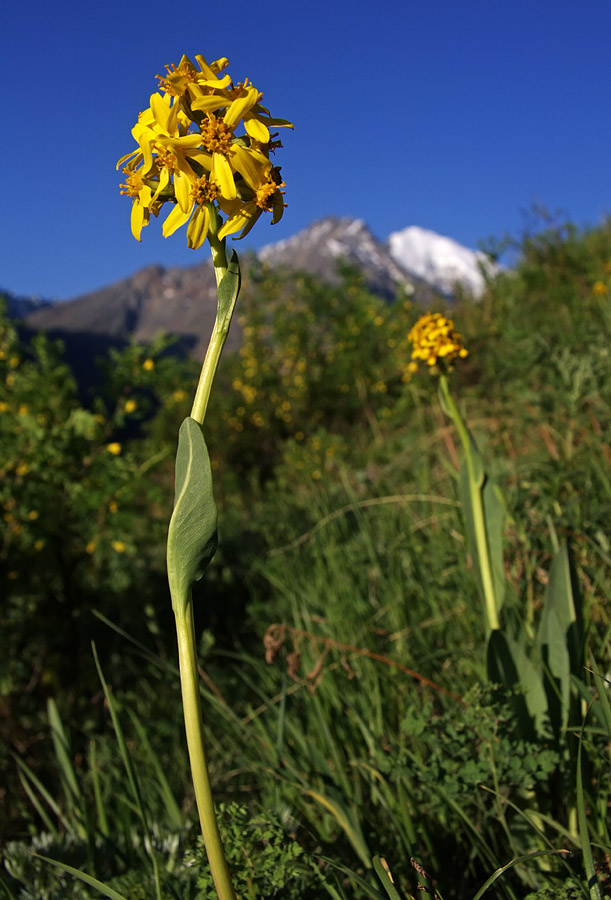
576,735,603,900
470,849,572,900
372,856,405,900
88,739,110,838
589,662,611,738
319,856,387,900
33,855,130,900
91,643,163,900
127,709,182,829
12,754,63,836
305,788,371,868
46,697,86,837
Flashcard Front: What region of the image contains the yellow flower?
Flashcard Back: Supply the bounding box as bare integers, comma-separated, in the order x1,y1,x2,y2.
124,398,137,413
142,358,155,371
86,541,96,555
118,53,292,248
111,540,126,553
15,463,29,476
106,442,122,455
34,540,44,552
0,401,8,413
407,313,469,372
592,280,608,296
171,388,186,402
17,404,28,416
108,500,119,513
27,510,39,520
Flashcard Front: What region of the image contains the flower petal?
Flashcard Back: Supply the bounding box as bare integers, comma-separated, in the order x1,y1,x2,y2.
212,153,236,200
187,204,210,249
174,170,192,212
191,96,229,114
244,117,270,144
162,203,191,238
230,144,270,190
223,86,260,130
150,92,172,133
131,200,149,241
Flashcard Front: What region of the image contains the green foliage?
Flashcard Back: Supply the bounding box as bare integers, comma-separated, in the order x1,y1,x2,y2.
3,217,611,899
167,418,218,614
185,803,324,899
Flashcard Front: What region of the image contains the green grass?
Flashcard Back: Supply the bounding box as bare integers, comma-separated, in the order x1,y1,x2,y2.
2,216,611,899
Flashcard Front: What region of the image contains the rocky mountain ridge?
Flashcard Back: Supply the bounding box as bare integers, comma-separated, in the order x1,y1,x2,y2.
5,217,492,368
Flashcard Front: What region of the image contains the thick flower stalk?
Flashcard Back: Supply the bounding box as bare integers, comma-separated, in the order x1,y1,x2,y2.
117,53,293,249
118,53,292,900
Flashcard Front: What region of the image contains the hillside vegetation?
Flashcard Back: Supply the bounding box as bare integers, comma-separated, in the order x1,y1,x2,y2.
1,218,610,900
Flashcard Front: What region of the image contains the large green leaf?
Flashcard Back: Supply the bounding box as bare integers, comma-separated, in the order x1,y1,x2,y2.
167,417,218,614
536,542,583,745
487,629,548,739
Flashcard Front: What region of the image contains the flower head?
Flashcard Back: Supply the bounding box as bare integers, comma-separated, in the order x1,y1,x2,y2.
407,313,469,372
117,53,293,248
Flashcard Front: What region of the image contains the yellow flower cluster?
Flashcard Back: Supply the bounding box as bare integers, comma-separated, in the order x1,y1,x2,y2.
117,53,293,248
407,313,469,370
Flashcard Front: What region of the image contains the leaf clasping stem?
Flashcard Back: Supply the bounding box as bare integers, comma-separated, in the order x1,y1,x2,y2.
439,374,500,632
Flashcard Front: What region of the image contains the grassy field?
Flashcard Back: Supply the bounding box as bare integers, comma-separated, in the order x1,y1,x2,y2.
1,217,610,899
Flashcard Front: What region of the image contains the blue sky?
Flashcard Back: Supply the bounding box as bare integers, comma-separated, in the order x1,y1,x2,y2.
3,0,611,300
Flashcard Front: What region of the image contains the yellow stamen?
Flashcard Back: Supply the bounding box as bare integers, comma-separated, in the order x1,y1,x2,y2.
200,116,234,155
155,145,178,172
255,179,283,210
157,60,197,97
190,175,219,206
119,169,145,198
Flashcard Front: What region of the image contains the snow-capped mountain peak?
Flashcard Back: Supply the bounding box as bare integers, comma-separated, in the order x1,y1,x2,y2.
388,225,495,297
259,216,416,299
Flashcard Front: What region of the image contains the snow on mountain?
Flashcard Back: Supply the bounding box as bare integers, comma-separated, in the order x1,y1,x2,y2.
259,216,417,299
388,225,495,297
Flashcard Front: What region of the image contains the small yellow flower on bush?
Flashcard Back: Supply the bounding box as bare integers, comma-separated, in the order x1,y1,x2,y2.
142,358,155,371
117,53,293,248
86,541,96,555
106,442,122,455
407,312,469,371
124,399,138,413
111,540,126,553
592,280,608,296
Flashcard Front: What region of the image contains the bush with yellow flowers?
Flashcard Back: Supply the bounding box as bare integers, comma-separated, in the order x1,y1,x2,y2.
207,264,418,479
0,305,198,712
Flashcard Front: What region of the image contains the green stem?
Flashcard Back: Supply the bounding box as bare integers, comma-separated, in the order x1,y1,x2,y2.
439,374,499,632
171,211,240,900
174,601,236,900
190,210,232,426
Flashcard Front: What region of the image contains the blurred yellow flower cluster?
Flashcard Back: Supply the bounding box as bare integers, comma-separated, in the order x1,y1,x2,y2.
407,313,469,371
117,53,293,248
